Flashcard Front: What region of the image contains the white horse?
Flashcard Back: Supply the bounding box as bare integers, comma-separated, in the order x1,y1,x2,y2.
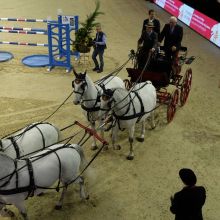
72,70,125,150
0,143,88,220
0,122,61,159
100,81,157,160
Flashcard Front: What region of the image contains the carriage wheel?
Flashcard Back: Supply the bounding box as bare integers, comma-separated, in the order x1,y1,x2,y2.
167,89,179,123
180,68,192,106
123,79,132,90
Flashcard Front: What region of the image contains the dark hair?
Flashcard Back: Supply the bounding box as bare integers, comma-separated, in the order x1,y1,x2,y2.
179,168,197,186
149,9,155,15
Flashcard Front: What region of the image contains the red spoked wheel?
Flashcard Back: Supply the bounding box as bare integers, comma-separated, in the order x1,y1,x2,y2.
123,79,132,90
167,89,179,123
180,68,192,106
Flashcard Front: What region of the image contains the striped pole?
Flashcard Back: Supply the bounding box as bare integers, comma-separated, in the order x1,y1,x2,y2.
0,29,47,35
0,26,47,33
0,18,56,23
0,41,49,47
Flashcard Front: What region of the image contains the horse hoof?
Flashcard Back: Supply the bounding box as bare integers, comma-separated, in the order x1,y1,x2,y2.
136,137,144,142
126,155,134,160
54,205,62,210
37,192,44,196
103,145,108,151
86,195,90,200
91,145,98,151
113,145,121,150
2,208,15,217
151,125,156,130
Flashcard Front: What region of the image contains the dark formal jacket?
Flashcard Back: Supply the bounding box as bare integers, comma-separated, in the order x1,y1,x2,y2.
94,31,106,50
159,23,183,51
138,30,158,50
142,18,160,34
170,186,206,220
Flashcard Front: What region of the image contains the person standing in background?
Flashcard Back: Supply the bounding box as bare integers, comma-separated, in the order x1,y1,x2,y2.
170,168,206,220
142,9,160,35
92,24,107,73
158,16,183,62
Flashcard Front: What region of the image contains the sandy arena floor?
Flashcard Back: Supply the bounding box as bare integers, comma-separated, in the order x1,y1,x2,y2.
0,0,220,219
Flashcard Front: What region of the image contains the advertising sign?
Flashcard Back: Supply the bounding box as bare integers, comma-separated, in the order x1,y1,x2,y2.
154,0,220,47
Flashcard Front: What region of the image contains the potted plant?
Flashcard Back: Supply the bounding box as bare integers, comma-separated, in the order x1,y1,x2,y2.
74,1,104,53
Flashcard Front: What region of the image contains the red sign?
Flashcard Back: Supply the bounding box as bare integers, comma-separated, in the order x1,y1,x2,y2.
155,0,220,47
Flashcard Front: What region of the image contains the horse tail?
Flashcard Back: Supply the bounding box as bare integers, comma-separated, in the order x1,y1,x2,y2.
52,124,62,142
73,144,87,170
73,144,96,183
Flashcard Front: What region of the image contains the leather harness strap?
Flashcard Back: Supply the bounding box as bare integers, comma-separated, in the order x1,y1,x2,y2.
7,136,20,159
35,125,46,149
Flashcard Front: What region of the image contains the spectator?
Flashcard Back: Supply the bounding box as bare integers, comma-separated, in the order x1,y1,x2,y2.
159,16,183,62
92,24,106,73
137,21,158,70
170,168,206,220
142,9,160,34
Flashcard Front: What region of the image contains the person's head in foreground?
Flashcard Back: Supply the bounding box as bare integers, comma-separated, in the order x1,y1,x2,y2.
179,168,197,186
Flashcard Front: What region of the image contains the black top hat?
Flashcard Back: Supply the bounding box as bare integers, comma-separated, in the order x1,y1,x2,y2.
179,168,197,186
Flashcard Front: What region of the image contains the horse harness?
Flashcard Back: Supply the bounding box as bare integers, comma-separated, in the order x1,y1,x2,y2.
0,122,50,158
80,84,102,122
0,144,78,198
0,158,35,198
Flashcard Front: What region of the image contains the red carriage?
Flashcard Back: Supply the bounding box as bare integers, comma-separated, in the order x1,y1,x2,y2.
124,46,193,122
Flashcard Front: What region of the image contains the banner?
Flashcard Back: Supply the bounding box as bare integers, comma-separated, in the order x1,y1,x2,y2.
154,0,220,47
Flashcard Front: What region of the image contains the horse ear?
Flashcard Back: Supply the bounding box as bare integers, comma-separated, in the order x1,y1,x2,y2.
84,70,87,76
100,84,105,91
73,69,78,77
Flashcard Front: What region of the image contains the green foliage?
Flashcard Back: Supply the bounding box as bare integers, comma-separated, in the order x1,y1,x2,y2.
74,0,104,52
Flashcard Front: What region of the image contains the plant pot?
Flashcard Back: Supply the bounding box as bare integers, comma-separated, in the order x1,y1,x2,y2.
76,44,91,53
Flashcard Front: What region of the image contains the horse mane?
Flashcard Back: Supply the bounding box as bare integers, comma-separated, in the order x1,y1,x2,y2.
85,74,95,88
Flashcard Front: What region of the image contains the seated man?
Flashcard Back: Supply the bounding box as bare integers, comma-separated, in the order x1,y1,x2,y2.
137,21,158,70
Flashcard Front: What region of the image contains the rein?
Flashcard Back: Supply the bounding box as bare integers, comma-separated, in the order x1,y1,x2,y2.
1,122,53,156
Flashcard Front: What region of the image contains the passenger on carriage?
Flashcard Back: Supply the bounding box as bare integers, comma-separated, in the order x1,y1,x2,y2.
141,9,160,35
158,16,183,63
137,21,158,70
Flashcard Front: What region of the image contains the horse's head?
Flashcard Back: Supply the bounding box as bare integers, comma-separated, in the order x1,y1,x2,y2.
72,70,88,105
100,84,115,113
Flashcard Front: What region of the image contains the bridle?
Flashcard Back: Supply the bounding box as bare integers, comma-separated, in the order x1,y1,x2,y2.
100,95,115,112
72,79,88,102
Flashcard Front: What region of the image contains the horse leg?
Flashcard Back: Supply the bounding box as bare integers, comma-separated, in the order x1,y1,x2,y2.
99,119,108,151
76,176,89,200
136,120,145,142
112,124,121,150
90,121,98,150
14,201,28,220
55,185,68,210
151,110,156,129
127,125,135,160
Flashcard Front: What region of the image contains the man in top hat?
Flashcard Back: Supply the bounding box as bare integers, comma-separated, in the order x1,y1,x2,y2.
137,21,158,70
142,9,160,35
159,16,183,62
170,168,206,220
